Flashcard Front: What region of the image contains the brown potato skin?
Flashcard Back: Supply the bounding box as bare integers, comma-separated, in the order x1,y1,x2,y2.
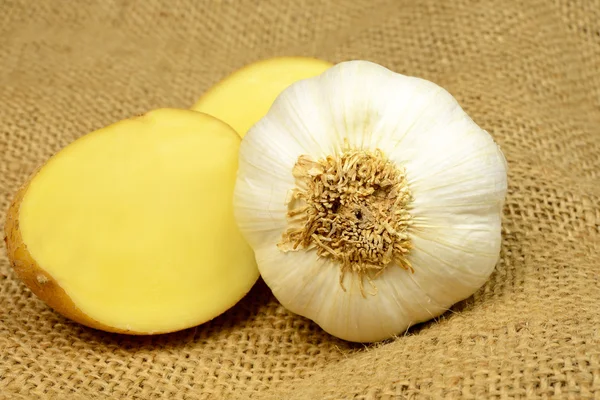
3,171,152,335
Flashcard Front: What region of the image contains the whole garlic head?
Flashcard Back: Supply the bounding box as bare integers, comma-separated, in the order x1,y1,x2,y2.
234,60,508,343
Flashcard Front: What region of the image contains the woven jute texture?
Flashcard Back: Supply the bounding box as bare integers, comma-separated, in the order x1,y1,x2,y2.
1,0,599,399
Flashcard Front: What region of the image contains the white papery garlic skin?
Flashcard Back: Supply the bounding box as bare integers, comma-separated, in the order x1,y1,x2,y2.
233,60,508,343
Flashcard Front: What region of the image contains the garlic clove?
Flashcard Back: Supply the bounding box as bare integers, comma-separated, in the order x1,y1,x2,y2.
406,236,493,306
254,240,444,343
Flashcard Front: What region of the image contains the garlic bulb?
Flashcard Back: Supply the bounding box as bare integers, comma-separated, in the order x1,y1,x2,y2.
233,60,508,343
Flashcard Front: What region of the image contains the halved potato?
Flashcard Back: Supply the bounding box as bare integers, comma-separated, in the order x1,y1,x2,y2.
192,56,333,137
4,108,259,334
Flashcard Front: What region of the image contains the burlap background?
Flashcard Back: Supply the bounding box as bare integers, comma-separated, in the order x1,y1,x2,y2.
1,0,599,398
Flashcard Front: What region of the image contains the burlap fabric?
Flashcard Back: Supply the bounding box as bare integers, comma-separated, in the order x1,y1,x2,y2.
1,1,599,398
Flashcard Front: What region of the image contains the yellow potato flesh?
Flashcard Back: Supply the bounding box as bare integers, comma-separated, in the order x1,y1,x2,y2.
192,57,333,137
15,109,258,334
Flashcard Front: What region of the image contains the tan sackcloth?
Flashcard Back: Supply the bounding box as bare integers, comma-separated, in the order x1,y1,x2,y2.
1,0,599,398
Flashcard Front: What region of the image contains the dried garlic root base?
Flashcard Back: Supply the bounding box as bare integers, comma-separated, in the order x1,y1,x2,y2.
191,56,332,137
4,108,259,335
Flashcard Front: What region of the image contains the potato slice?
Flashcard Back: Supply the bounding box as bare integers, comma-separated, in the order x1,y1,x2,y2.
4,108,259,334
192,56,332,137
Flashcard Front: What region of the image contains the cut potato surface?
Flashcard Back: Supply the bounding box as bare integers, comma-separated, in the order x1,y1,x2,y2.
191,56,332,137
4,108,259,334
